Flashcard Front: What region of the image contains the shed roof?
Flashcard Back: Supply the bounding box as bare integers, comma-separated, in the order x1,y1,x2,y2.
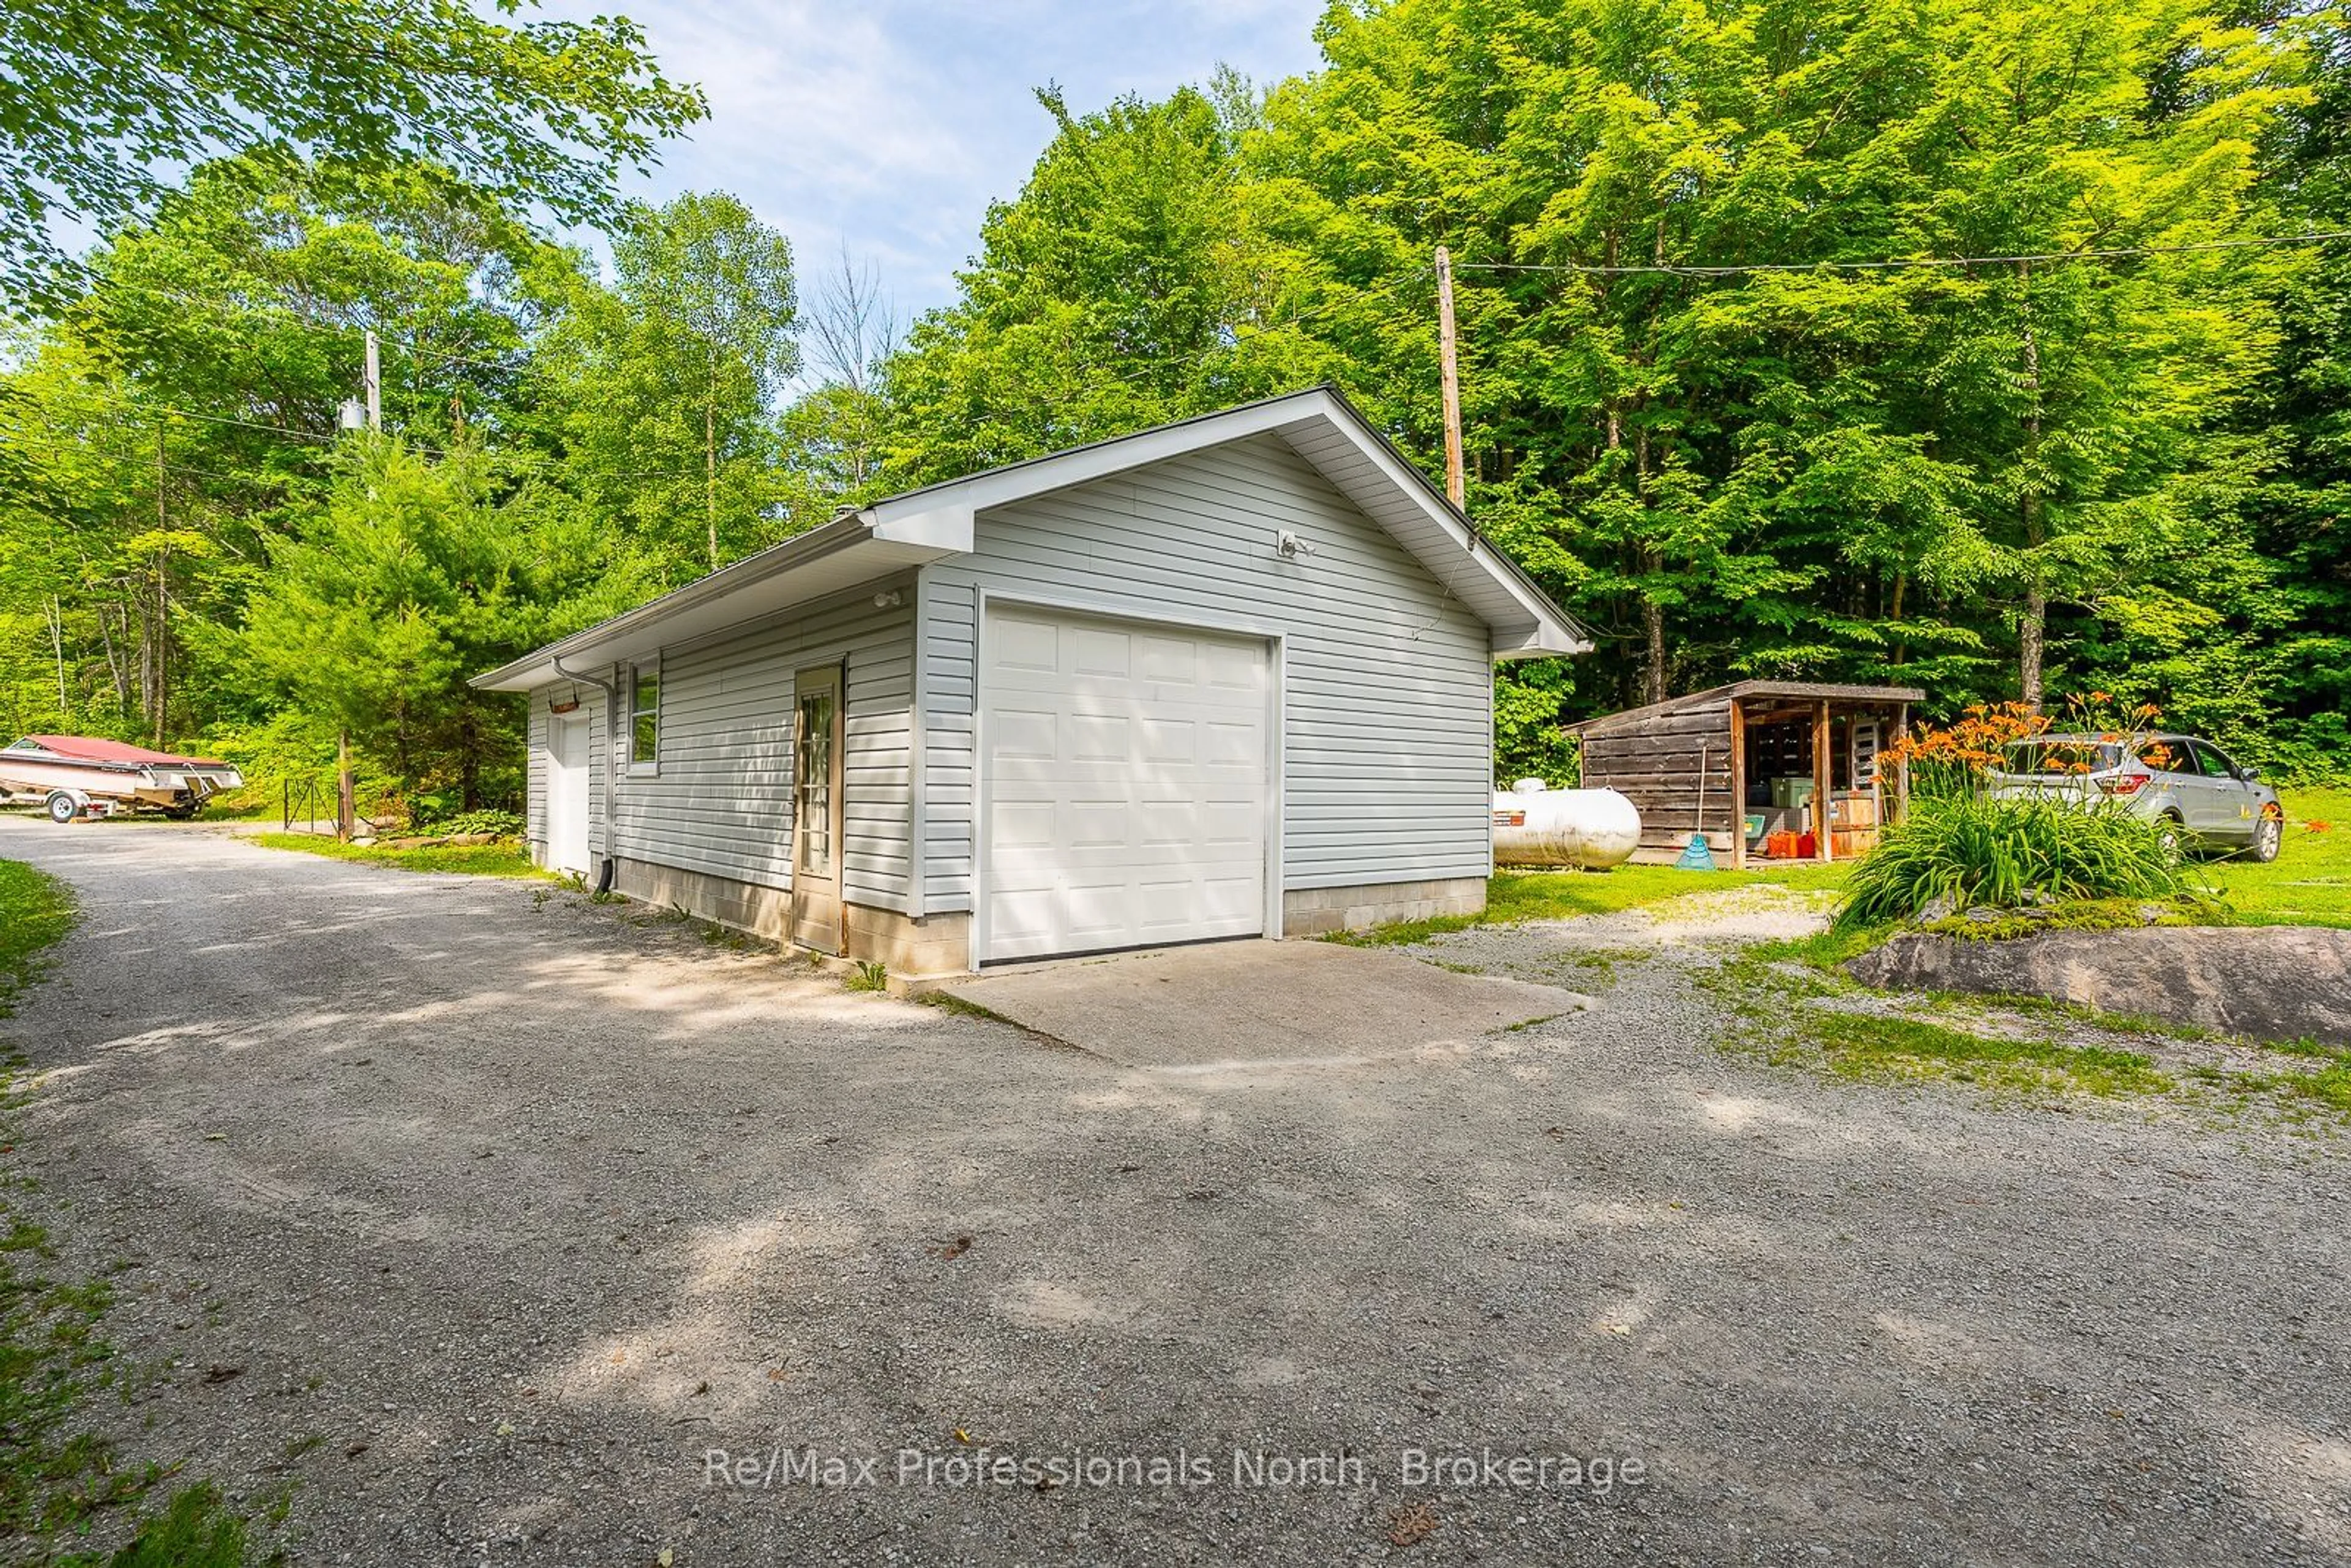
1564,680,1927,737
473,386,1591,692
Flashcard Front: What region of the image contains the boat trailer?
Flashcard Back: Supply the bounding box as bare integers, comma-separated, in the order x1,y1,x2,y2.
0,735,245,822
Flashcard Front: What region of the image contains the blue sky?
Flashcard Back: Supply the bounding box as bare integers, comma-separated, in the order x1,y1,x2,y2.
548,0,1329,324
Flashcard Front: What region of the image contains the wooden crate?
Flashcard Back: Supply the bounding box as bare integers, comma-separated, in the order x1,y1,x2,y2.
1831,827,1880,857
1829,792,1880,828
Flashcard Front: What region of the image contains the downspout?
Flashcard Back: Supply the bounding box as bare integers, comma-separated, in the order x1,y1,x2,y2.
555,655,623,895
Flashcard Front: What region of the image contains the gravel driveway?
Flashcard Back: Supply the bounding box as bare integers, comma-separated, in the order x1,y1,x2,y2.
1,819,2345,1566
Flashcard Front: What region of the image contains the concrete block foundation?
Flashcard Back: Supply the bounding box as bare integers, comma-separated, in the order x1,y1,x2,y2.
607,857,970,980
607,859,1480,975
1280,876,1487,937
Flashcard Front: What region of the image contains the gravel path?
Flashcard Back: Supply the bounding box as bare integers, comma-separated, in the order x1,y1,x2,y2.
1,820,2345,1566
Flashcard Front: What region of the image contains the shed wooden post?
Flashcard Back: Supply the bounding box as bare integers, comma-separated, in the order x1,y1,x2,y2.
1728,699,1747,869
1894,699,1911,823
1813,699,1833,862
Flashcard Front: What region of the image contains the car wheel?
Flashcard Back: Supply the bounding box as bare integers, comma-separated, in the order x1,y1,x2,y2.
45,790,77,824
2251,806,2283,865
2156,812,2185,859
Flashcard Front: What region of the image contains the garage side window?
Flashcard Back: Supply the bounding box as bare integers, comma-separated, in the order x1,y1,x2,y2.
629,664,661,772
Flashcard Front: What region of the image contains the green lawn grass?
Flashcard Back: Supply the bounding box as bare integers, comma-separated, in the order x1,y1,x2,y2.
1802,1008,2174,1096
1336,788,2345,948
1707,788,2351,1118
0,861,74,1009
2202,783,2351,929
1333,857,1850,944
0,859,250,1562
250,831,552,879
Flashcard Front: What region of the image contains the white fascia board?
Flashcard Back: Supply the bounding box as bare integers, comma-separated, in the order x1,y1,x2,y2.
862,389,1589,661
1495,619,1593,660
863,396,1319,527
476,386,1590,692
1304,406,1592,660
472,515,948,692
866,500,975,551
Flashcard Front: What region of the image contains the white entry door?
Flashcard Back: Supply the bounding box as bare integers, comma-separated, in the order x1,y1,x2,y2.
545,715,591,874
981,605,1270,964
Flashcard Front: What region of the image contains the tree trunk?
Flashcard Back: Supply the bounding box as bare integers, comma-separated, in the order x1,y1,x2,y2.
460,718,481,811
95,599,128,717
153,428,166,746
1636,424,1667,705
2019,583,2047,711
395,697,412,805
152,540,169,749
2017,260,2046,713
1889,572,1908,670
45,596,67,718
1641,588,1667,707
705,364,720,572
137,591,155,741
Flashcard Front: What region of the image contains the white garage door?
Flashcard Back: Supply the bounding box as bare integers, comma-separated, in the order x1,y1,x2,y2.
981,605,1270,964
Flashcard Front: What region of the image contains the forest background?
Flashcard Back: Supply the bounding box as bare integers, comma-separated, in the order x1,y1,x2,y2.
4,0,2346,813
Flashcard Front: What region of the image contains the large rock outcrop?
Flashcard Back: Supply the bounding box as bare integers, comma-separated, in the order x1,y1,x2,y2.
1844,926,2351,1046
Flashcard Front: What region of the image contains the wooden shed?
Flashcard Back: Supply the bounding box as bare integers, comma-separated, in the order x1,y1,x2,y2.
1564,681,1925,867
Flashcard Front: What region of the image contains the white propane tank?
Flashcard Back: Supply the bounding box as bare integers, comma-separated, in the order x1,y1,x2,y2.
1491,780,1643,869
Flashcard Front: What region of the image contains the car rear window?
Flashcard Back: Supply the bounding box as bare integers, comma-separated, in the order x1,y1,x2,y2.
2004,740,2123,775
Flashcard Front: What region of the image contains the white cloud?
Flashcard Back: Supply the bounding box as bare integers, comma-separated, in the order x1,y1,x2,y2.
535,0,1325,316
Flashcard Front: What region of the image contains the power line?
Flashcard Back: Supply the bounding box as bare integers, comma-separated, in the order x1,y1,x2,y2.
1082,275,1428,394
1445,228,2351,277
37,225,2336,487
69,271,527,377
6,389,343,445
13,386,732,482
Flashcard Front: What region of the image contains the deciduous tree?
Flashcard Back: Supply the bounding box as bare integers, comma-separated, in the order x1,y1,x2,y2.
0,0,703,306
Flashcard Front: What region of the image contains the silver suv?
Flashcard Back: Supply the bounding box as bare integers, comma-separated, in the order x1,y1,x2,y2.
1989,733,2285,863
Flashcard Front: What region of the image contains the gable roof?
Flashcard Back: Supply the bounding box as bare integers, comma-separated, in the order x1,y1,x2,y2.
473,386,1590,692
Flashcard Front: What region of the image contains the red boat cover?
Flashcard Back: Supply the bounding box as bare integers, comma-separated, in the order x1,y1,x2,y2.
18,735,227,768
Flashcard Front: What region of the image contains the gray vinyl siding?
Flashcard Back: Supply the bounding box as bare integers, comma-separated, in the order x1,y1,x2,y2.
576,576,915,910
916,574,978,911
589,689,609,858
917,432,1492,908
524,679,611,858
525,692,547,848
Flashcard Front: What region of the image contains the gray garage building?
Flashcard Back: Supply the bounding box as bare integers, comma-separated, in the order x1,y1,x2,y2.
474,388,1588,978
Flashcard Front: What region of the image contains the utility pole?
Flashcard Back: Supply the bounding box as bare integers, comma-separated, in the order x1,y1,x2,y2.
154,424,168,749
337,328,381,840
705,371,719,572
1434,244,1466,512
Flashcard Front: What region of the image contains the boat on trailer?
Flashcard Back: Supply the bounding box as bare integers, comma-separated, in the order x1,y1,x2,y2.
0,735,245,822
